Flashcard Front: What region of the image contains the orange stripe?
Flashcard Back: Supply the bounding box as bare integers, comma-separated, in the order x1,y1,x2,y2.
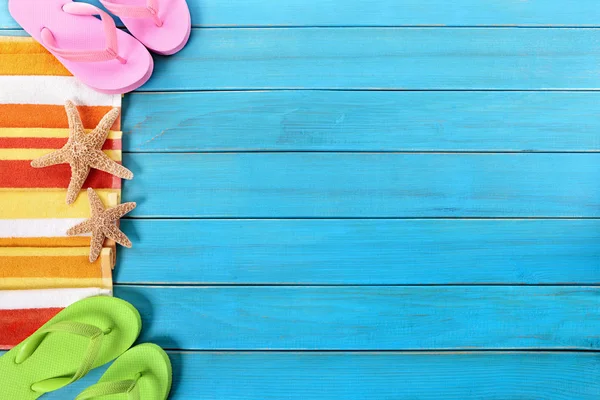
0,237,91,247
0,37,70,76
0,104,121,130
0,138,121,150
0,255,101,278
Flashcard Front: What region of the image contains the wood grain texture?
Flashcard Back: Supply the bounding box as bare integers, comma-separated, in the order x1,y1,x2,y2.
2,28,599,90
122,153,600,218
122,91,600,152
3,1,600,28
117,219,600,284
35,352,600,400
139,28,600,91
114,285,600,350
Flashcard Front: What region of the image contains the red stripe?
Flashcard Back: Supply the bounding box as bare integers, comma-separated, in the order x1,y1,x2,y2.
0,161,122,189
0,308,62,349
0,138,120,150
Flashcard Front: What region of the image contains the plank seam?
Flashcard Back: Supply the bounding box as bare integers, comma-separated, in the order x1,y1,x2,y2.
121,217,600,221
114,283,600,287
141,349,600,353
122,151,600,154
4,26,600,30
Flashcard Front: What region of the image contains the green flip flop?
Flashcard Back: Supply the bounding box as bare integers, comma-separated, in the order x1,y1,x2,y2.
0,296,141,399
75,343,172,400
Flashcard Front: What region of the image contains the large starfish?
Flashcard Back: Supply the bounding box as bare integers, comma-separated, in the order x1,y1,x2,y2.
31,100,133,205
68,188,137,262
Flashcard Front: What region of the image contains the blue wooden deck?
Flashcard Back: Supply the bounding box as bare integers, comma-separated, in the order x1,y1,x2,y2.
3,1,600,398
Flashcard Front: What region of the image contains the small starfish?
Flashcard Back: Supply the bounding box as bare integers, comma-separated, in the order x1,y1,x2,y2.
67,188,137,262
31,100,133,205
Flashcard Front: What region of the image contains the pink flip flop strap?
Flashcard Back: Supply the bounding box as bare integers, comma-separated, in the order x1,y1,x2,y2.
99,0,163,27
40,2,127,64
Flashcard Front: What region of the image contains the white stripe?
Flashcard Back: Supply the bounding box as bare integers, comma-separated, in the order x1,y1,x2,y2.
0,288,112,310
0,218,89,238
0,76,121,107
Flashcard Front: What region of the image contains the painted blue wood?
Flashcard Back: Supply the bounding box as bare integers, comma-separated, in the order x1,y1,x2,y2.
1,1,598,399
122,153,600,218
122,91,600,152
2,28,598,90
117,219,600,284
3,1,600,29
142,28,600,91
33,352,600,400
114,285,600,350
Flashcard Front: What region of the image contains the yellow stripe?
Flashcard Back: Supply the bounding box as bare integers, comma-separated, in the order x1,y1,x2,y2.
0,189,120,218
0,128,121,139
0,277,112,290
0,149,121,161
0,247,90,257
0,36,49,52
101,247,115,280
0,237,91,247
0,37,71,76
0,248,113,290
0,53,71,76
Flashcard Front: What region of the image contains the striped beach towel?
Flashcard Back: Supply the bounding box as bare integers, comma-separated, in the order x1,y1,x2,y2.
0,37,122,349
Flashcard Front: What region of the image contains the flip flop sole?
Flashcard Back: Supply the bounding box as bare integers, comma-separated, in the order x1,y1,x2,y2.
9,0,154,94
78,343,172,400
102,0,192,55
89,52,154,95
0,296,142,399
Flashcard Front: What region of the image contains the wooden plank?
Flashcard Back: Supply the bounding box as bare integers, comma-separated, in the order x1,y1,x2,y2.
35,352,600,400
2,28,599,90
3,1,600,28
114,285,600,350
122,153,600,218
117,219,600,285
141,28,600,91
123,91,600,152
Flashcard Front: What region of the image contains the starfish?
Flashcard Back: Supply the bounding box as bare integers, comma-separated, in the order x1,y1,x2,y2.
31,100,133,205
67,188,137,262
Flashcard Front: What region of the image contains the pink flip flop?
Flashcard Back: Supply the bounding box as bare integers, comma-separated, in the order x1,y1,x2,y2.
99,0,191,55
9,0,154,94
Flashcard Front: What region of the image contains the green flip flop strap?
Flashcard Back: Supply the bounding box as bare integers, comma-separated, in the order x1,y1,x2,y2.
75,379,141,400
15,321,106,393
